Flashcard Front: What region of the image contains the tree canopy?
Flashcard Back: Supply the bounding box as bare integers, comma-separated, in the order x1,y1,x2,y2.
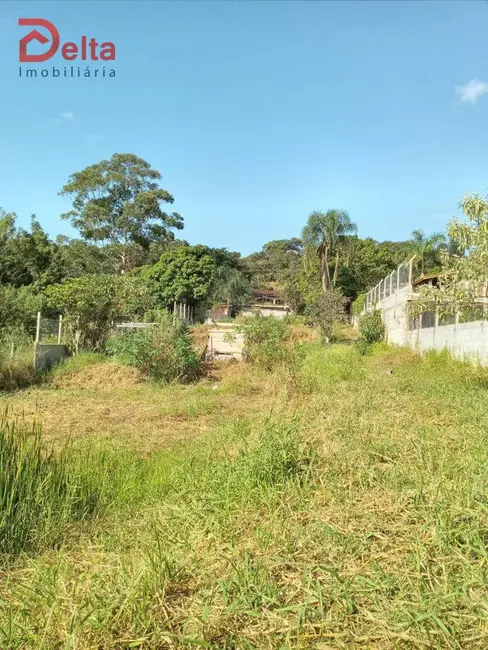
60,153,184,273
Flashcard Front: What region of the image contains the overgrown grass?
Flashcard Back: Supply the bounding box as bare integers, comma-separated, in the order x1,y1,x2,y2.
0,332,35,392
47,351,106,380
2,344,488,648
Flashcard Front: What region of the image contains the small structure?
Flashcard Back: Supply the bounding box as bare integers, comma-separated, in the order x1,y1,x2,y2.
206,323,244,360
239,288,291,319
34,312,69,372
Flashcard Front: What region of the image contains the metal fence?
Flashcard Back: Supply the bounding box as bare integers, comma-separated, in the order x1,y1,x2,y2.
408,305,487,330
364,257,416,311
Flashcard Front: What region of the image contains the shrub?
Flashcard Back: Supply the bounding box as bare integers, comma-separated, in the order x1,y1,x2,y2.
305,290,348,343
234,314,291,370
352,293,366,317
106,311,200,383
357,309,385,352
45,274,153,353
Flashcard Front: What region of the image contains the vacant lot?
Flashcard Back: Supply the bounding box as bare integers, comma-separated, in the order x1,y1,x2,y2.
2,343,488,649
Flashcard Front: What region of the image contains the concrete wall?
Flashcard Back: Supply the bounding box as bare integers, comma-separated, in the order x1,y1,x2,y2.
207,328,244,360
374,285,413,347
363,285,488,365
407,320,488,365
35,343,69,372
240,306,290,319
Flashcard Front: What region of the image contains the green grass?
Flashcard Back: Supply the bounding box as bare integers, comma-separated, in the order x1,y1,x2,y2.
0,336,35,392
1,344,488,648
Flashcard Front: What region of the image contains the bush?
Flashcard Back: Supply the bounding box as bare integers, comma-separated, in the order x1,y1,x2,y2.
234,314,290,370
352,293,366,317
357,309,385,353
45,274,153,353
0,285,43,335
106,311,201,383
305,290,348,343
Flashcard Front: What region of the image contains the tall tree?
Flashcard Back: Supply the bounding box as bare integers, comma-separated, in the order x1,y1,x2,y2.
209,265,251,316
407,229,446,276
139,245,217,308
301,210,357,293
59,153,184,273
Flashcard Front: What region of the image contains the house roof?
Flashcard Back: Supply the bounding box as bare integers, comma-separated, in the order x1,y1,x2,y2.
412,273,441,287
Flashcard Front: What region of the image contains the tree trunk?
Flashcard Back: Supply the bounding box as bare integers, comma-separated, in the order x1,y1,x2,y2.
332,249,340,286
320,245,330,294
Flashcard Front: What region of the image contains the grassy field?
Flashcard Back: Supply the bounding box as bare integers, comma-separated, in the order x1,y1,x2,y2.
1,342,488,648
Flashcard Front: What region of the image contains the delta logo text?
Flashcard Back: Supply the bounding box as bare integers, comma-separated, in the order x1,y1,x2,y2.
18,18,116,79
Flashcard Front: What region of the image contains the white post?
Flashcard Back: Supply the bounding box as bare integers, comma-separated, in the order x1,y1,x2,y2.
57,314,63,344
35,311,41,343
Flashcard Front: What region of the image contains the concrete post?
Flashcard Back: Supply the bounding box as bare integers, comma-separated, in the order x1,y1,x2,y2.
57,314,63,344
35,311,41,343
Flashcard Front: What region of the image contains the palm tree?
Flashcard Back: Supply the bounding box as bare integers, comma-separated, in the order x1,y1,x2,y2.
301,209,357,293
407,229,447,275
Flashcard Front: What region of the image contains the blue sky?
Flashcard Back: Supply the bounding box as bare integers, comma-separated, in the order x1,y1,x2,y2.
1,1,488,255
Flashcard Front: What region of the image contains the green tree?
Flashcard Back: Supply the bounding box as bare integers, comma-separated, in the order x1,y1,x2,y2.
0,285,43,334
45,275,150,353
59,153,183,273
410,194,488,319
0,210,56,288
407,229,446,276
139,245,217,308
301,210,357,293
336,237,408,299
210,265,251,316
305,289,348,343
244,238,302,288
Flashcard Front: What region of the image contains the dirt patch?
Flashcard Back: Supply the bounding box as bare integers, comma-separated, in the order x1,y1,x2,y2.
288,324,320,344
52,362,144,390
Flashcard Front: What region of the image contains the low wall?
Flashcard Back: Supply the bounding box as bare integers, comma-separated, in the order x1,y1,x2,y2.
35,344,70,372
207,328,244,360
240,306,290,319
407,320,488,365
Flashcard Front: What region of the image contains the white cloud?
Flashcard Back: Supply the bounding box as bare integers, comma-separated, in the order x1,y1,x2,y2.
455,79,488,104
53,111,76,123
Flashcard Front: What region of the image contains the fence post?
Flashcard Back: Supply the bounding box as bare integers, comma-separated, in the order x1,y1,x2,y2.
57,314,63,344
35,311,41,343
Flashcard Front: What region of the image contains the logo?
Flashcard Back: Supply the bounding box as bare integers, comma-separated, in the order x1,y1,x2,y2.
19,18,59,62
18,18,116,79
